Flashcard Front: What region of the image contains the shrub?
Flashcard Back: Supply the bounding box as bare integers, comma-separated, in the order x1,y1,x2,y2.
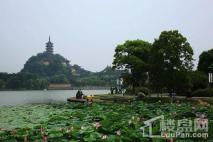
192,88,213,97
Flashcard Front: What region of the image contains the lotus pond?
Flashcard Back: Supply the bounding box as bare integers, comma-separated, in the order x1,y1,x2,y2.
0,100,212,142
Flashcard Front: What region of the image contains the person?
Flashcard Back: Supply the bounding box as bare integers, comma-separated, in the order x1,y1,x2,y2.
110,87,113,94
86,95,94,104
76,89,83,99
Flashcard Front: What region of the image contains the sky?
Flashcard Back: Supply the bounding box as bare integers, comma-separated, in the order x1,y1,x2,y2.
0,0,213,73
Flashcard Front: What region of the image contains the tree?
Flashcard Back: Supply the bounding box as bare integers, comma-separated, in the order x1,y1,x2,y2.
0,79,5,89
190,71,208,91
150,30,194,94
0,72,48,90
113,40,152,92
198,49,213,74
50,74,69,83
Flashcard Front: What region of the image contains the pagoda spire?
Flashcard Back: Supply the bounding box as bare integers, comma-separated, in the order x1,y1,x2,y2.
46,36,54,55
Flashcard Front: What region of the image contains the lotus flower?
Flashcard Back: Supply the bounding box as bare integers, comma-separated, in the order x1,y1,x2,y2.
40,127,44,135
136,117,140,122
95,122,101,129
81,126,85,130
177,104,181,107
192,107,196,110
43,135,48,142
116,130,121,136
102,135,107,140
70,126,74,131
59,127,64,132
162,131,167,139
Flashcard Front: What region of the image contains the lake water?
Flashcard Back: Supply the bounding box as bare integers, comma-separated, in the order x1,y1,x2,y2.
0,90,109,106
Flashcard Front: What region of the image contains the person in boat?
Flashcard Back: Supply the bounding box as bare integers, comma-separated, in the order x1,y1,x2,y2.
76,89,83,99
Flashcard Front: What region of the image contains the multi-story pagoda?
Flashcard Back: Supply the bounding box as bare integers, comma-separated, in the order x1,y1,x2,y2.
46,36,54,54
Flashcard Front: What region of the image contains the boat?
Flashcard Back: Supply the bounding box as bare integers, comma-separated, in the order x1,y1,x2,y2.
67,97,87,103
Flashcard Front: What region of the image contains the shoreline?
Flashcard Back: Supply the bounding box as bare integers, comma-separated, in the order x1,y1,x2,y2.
0,87,110,91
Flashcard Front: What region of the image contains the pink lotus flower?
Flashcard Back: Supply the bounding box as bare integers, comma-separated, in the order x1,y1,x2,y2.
162,131,167,139
43,135,48,142
40,127,44,135
95,122,101,129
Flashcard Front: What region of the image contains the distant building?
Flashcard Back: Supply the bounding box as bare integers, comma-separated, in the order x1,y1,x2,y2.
46,36,54,54
42,60,50,66
48,83,72,90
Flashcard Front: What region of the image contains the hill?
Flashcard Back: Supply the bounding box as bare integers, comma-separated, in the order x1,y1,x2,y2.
17,37,123,88
21,52,122,87
73,66,122,87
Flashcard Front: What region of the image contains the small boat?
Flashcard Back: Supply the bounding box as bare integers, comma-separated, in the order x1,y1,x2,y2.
67,97,87,103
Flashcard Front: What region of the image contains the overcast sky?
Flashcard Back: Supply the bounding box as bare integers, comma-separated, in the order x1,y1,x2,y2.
0,0,213,73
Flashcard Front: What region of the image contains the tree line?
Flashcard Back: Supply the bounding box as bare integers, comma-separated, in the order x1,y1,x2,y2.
0,73,48,90
113,30,212,96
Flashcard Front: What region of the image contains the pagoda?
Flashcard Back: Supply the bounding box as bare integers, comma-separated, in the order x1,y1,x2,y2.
46,36,54,54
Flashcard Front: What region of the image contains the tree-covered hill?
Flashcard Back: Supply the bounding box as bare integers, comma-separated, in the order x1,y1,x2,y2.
73,66,123,87
14,52,122,89
21,53,72,77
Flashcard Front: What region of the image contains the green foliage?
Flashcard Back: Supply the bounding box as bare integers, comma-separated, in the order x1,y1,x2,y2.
113,40,152,90
198,48,213,74
190,71,208,91
21,53,71,79
50,74,69,83
0,102,212,141
172,71,192,94
0,73,48,90
0,79,5,89
150,30,194,94
192,88,213,97
74,66,122,87
20,52,121,87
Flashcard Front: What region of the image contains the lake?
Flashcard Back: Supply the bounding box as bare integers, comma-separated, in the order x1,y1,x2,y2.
0,90,109,106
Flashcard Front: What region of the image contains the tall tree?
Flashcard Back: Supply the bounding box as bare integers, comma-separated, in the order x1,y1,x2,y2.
150,30,194,94
113,40,152,91
198,49,213,74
